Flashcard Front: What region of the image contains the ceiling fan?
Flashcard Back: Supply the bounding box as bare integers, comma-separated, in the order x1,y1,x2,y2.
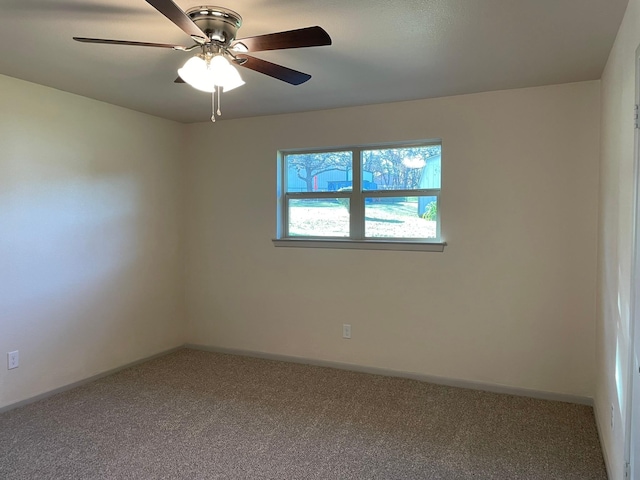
73,0,332,121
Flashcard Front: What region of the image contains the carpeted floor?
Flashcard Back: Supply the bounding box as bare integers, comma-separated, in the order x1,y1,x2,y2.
0,349,607,479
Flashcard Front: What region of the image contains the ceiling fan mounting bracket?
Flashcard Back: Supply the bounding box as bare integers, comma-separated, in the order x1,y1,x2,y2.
186,6,242,45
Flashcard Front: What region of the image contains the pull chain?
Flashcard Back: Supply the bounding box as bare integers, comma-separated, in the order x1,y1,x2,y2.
217,86,222,116
211,91,216,122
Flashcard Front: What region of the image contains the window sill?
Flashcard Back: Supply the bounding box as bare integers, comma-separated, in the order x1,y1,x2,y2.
272,238,446,252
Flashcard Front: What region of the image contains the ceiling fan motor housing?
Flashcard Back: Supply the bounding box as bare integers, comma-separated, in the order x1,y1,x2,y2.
187,6,242,45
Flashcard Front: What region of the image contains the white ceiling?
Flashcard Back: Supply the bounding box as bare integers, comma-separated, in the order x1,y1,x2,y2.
0,0,629,123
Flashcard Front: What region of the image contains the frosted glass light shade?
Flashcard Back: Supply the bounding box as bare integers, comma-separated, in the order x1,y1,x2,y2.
221,63,245,92
178,56,213,92
209,55,245,92
178,55,244,93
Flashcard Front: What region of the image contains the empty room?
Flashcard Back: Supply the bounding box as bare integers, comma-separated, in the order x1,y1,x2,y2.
1,0,640,478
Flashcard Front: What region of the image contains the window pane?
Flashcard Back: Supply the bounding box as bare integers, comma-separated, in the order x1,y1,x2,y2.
362,145,441,191
288,198,350,237
285,151,352,193
365,196,438,239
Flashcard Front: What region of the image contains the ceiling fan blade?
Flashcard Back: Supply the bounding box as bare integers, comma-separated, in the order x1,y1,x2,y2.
175,76,185,83
238,55,311,85
233,26,331,53
145,0,207,40
73,37,182,49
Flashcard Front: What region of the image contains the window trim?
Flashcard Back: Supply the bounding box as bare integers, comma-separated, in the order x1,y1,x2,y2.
272,238,446,252
275,141,445,250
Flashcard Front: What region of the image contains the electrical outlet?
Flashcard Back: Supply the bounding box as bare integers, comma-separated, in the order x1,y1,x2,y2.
343,324,351,339
7,351,19,370
610,404,614,430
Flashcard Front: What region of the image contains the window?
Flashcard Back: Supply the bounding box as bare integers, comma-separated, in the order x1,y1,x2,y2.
275,142,444,251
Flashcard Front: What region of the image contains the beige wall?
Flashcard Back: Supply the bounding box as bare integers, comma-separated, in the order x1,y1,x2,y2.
597,0,639,478
185,81,600,399
0,75,186,409
0,70,608,465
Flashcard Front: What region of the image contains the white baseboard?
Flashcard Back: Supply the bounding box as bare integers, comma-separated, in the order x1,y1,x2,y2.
592,401,614,480
0,344,595,415
0,346,184,414
185,344,594,406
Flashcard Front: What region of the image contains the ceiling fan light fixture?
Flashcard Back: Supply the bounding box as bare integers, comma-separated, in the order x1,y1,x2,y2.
209,55,245,91
178,54,245,93
221,69,245,92
177,55,214,92
209,53,230,74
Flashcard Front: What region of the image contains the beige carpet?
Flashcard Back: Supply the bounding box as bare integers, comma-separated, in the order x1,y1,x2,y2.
0,349,607,479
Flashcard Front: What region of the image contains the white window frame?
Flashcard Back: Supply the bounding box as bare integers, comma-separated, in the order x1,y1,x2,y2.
273,141,446,252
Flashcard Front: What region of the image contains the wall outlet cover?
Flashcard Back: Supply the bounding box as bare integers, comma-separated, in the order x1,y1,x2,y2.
7,351,19,370
343,324,351,339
